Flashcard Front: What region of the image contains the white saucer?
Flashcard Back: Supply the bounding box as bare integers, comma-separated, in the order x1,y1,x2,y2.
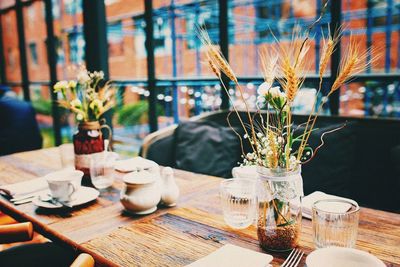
114,157,158,173
306,247,386,267
32,186,99,209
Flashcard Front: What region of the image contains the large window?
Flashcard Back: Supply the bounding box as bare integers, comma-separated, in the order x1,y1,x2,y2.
186,3,219,49
133,17,146,58
55,37,65,65
64,0,82,15
153,16,171,56
28,42,38,65
68,32,85,64
0,0,399,151
108,21,124,57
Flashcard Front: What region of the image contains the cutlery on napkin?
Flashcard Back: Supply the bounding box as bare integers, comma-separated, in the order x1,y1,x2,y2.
0,177,47,199
302,191,353,219
186,244,273,267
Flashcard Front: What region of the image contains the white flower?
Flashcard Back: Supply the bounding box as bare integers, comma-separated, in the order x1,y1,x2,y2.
89,99,103,110
289,155,299,168
277,136,284,143
77,70,90,84
76,113,84,121
54,80,68,92
243,134,248,139
97,71,104,79
68,80,77,89
261,149,267,155
258,82,272,96
246,153,254,161
269,86,281,98
70,98,82,108
257,132,263,138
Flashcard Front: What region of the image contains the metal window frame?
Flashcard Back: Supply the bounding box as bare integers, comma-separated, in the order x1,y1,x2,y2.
15,0,30,101
0,13,7,84
44,0,62,145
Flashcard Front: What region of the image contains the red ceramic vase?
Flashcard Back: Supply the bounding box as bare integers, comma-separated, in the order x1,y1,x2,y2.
73,121,104,186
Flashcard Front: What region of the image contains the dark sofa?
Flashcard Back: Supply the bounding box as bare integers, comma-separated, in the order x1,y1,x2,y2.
140,111,400,213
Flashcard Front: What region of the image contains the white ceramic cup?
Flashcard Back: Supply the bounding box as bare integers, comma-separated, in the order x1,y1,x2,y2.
232,165,258,179
45,170,83,201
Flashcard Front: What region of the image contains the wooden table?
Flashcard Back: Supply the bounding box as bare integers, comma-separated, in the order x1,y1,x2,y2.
0,147,399,267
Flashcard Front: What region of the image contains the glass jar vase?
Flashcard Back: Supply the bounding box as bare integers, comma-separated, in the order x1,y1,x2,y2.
256,166,303,252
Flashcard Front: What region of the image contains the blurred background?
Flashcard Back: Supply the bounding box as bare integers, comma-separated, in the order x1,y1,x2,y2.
0,0,399,156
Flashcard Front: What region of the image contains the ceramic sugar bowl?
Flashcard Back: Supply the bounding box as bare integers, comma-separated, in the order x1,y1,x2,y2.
120,170,161,215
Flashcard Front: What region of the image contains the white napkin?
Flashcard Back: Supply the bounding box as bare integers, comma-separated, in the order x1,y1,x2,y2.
0,177,47,198
114,157,158,173
302,191,353,219
186,244,273,267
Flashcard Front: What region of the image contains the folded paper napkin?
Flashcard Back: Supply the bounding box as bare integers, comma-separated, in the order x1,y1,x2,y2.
0,177,47,198
186,244,273,267
302,191,353,219
114,157,158,173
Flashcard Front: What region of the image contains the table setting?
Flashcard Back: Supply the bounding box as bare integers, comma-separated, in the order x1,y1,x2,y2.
0,148,180,217
216,173,388,267
0,148,399,267
0,145,391,267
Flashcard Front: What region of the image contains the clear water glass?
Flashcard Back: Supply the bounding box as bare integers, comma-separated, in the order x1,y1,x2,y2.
59,144,74,169
220,178,256,229
312,199,360,248
90,152,118,190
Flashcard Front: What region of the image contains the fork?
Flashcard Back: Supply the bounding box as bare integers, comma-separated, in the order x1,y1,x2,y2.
281,248,304,267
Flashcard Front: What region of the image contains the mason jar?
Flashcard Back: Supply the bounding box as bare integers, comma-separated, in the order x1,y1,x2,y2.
256,165,303,251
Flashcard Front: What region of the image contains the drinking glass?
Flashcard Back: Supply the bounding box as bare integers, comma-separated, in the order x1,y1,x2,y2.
220,178,256,229
90,152,118,190
312,199,360,248
59,144,74,169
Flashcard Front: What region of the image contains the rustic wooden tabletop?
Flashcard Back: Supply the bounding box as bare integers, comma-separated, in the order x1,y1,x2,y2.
0,147,399,267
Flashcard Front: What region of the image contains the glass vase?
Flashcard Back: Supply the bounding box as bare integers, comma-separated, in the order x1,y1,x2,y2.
256,166,303,252
73,121,105,186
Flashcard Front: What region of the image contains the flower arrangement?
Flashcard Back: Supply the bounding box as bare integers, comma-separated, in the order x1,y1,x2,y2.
197,26,376,173
53,66,116,122
198,4,379,251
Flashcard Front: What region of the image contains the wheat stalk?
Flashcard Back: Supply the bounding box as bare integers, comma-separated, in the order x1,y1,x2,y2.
197,25,260,156
196,25,237,83
207,56,221,79
297,36,379,160
297,28,341,161
206,53,258,153
281,60,298,103
319,26,342,79
329,36,378,95
267,131,278,169
278,30,309,104
319,40,334,78
260,46,279,86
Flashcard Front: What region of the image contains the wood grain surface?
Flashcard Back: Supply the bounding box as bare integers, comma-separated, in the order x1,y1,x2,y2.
0,146,399,267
